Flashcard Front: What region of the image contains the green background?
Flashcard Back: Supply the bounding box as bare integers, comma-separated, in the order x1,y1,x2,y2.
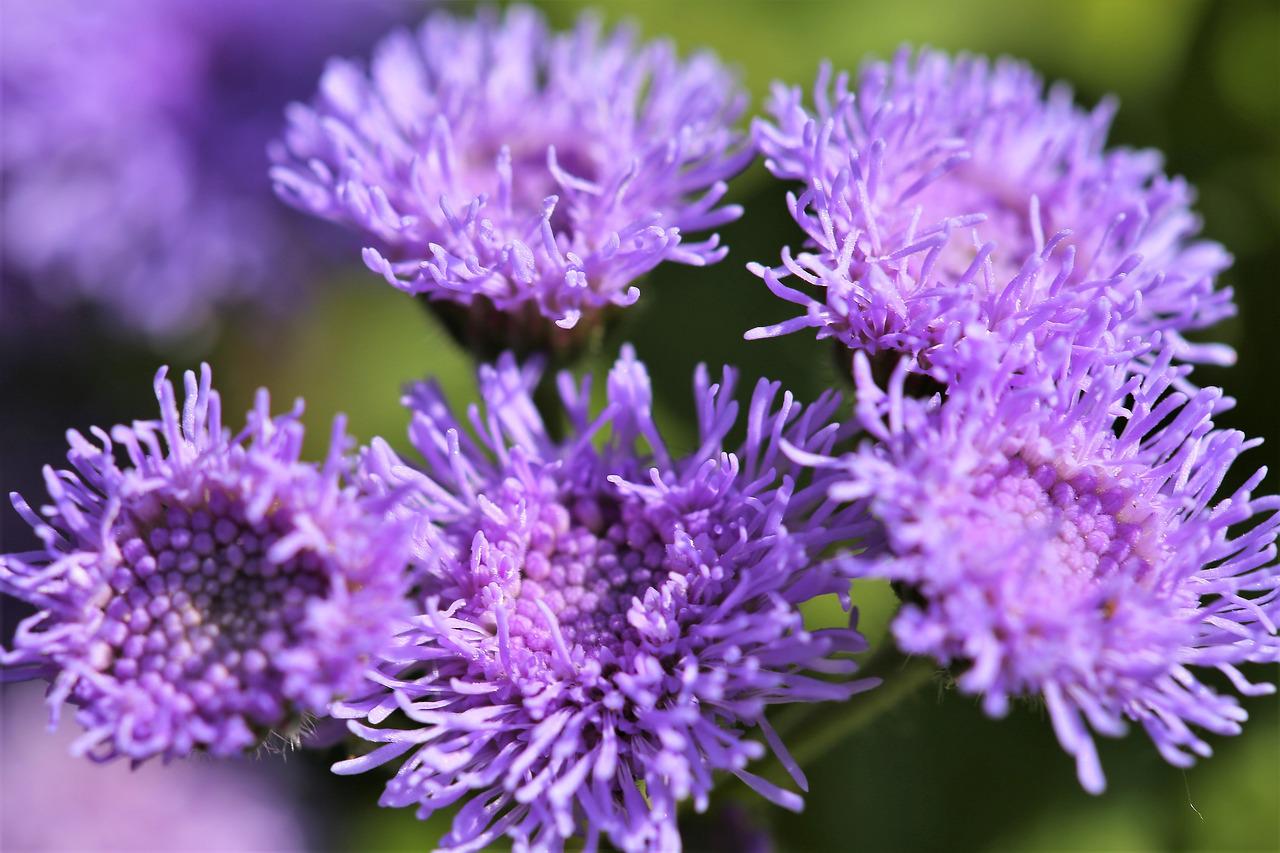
6,1,1278,850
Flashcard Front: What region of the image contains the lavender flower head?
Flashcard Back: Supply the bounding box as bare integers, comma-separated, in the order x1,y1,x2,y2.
1,682,308,851
0,0,401,338
750,48,1235,375
829,336,1278,792
341,347,875,851
272,6,751,346
1,365,411,763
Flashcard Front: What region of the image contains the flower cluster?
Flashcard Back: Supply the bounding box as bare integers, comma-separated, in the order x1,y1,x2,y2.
337,347,875,850
1,366,410,763
0,0,400,338
828,337,1278,792
750,48,1235,378
3,6,1276,852
271,5,750,341
746,46,1275,796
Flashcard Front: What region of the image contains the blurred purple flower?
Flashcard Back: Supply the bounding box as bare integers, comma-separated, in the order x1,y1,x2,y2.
1,365,411,763
0,0,405,339
828,335,1278,793
338,347,875,851
271,5,750,337
1,682,308,851
750,48,1235,377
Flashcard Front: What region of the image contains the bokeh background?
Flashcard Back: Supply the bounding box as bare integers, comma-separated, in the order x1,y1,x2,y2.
2,0,1277,850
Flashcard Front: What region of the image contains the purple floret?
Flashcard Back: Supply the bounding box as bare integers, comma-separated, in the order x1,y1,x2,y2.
826,334,1278,793
339,346,876,851
271,5,751,333
1,365,411,763
750,48,1235,378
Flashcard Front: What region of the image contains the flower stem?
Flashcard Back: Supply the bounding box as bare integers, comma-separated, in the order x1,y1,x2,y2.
533,370,566,442
778,653,937,770
700,649,936,809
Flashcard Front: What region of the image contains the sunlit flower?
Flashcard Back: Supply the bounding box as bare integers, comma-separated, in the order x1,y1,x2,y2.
340,347,876,850
272,6,750,345
750,48,1234,379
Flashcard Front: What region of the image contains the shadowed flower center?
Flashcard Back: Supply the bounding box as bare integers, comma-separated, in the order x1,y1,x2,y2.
98,487,326,729
516,493,665,650
972,453,1167,589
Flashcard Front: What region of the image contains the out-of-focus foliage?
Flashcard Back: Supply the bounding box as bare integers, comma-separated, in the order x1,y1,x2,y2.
2,1,1275,850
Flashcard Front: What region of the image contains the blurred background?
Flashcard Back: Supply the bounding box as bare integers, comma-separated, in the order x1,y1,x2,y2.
2,0,1276,850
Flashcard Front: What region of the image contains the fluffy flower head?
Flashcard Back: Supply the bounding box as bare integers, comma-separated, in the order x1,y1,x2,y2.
272,5,750,332
750,48,1234,376
1,365,411,763
832,337,1278,792
341,347,875,851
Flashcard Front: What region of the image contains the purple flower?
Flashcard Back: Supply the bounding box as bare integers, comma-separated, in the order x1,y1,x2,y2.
749,48,1235,376
828,336,1279,793
271,6,750,339
1,365,411,763
1,682,308,851
338,347,875,851
0,0,402,338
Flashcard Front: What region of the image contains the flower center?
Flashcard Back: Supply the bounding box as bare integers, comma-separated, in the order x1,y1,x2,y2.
97,488,326,728
972,453,1166,590
459,136,601,233
910,162,1038,282
444,451,770,676
462,475,668,661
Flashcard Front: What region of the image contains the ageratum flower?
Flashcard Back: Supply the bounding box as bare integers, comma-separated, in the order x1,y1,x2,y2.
0,0,400,338
0,365,410,763
2,682,308,851
830,337,1278,793
340,347,876,851
749,48,1235,376
271,6,750,350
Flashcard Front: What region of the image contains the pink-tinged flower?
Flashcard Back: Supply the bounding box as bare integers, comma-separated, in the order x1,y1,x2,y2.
1,682,308,851
272,6,751,340
750,48,1234,379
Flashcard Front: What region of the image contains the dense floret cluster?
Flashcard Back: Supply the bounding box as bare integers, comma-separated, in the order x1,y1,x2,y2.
827,338,1277,792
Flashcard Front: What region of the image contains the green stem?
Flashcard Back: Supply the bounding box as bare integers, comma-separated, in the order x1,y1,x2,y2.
533,370,566,442
782,655,936,770
737,649,937,793
698,650,936,809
